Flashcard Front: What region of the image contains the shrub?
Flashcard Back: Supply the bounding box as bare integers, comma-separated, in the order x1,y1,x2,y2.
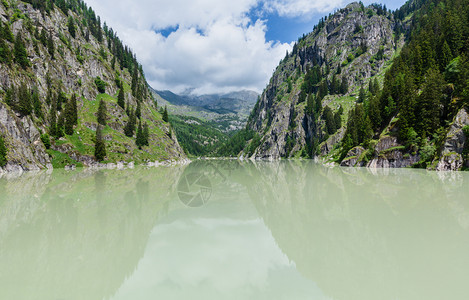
41,134,51,149
94,77,106,93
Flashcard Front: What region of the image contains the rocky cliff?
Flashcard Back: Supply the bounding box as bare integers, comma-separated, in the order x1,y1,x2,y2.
0,0,185,173
245,2,399,160
242,0,469,171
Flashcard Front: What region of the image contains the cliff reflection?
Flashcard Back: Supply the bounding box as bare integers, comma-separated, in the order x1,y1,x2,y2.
0,166,184,300
1,160,469,300
240,160,469,300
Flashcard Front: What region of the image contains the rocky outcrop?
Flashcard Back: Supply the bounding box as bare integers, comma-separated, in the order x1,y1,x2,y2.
321,127,345,156
367,135,419,168
340,135,420,169
340,146,366,167
367,151,419,169
436,108,469,171
0,103,51,174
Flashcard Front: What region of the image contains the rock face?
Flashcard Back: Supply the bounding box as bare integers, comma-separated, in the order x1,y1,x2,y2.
340,146,366,167
0,1,185,172
320,127,345,156
246,2,399,160
436,108,469,171
0,103,51,174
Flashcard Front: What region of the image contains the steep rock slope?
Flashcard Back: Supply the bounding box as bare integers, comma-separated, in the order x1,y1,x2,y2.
242,0,469,171
0,0,184,172
245,2,399,160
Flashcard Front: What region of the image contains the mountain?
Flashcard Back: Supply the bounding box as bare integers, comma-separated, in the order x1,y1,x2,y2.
154,89,258,122
0,0,185,172
236,0,469,171
153,89,258,156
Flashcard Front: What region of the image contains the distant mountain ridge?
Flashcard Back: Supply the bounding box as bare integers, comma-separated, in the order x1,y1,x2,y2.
155,89,258,114
152,88,258,156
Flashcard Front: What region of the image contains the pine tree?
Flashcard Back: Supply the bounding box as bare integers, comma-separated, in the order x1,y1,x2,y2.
323,106,337,135
143,122,149,146
131,64,138,97
64,96,77,135
70,93,78,125
94,125,106,161
47,31,54,58
306,94,314,115
17,82,32,116
358,86,366,103
117,88,125,109
49,101,58,137
97,99,107,125
5,85,16,109
67,16,76,38
32,87,43,119
136,120,144,148
340,77,349,94
1,22,14,42
369,95,382,129
0,39,12,64
39,29,47,46
14,33,29,69
440,40,452,70
0,135,7,167
136,100,141,119
162,106,169,122
416,68,445,136
57,89,67,111
334,106,343,129
56,113,65,138
124,108,136,137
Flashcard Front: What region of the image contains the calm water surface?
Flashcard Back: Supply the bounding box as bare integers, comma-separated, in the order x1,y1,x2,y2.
1,160,469,300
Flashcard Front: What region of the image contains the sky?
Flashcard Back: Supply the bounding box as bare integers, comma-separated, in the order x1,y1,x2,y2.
83,0,407,95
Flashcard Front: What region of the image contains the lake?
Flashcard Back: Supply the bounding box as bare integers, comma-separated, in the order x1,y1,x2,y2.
1,160,469,300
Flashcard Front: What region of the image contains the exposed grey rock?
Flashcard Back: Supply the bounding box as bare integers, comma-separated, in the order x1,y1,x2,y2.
367,152,420,169
0,103,51,172
247,3,397,160
436,108,469,171
340,146,366,167
374,136,399,153
436,153,464,172
321,127,345,156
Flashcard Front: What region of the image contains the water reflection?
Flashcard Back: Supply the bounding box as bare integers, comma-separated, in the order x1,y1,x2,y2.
0,166,184,300
242,161,469,300
1,161,469,299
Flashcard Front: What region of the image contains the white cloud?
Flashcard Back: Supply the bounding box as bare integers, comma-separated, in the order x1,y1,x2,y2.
263,0,347,17
83,0,350,94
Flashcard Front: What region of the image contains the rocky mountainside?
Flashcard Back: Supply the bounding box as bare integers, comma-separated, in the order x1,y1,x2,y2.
244,2,399,159
0,0,185,173
241,0,469,171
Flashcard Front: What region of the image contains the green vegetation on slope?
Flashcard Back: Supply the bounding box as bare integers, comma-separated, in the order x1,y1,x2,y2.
339,0,469,167
169,115,229,157
0,0,183,168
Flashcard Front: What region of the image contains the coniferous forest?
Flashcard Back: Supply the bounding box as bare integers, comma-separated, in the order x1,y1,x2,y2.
341,0,469,167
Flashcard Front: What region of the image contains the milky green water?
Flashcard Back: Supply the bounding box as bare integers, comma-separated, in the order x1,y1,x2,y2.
1,160,469,300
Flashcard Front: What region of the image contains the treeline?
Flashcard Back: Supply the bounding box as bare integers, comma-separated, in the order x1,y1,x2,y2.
216,129,257,157
340,0,469,165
